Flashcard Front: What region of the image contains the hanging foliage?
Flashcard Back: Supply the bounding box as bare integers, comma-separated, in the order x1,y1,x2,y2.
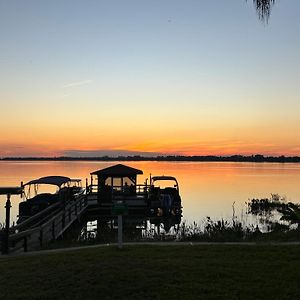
250,0,276,22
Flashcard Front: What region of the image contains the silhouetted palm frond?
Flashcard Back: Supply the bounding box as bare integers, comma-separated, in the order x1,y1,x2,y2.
250,0,276,22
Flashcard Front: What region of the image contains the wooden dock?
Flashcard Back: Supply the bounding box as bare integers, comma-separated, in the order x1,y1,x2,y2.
0,164,182,254
1,195,87,253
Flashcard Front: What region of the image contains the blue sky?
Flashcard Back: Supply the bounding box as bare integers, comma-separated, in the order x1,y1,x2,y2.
0,0,300,156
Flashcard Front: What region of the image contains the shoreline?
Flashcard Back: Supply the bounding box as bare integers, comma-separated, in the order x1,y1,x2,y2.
1,155,300,163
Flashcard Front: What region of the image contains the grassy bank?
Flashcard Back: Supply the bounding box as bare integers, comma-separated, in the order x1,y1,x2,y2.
1,245,300,299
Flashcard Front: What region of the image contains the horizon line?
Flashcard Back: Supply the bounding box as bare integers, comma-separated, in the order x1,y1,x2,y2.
1,154,300,163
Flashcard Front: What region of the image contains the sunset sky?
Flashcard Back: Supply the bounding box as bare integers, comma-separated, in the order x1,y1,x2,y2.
1,0,300,157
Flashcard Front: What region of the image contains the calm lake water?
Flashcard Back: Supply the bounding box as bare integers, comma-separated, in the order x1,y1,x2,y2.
1,161,300,226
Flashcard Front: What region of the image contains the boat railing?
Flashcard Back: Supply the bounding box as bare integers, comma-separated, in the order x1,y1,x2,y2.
136,184,150,194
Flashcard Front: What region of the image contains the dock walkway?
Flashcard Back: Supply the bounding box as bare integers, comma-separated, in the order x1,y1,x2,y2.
4,195,87,253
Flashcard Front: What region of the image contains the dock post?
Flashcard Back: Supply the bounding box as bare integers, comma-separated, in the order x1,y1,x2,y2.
97,219,101,234
20,182,24,198
2,194,12,254
118,215,123,249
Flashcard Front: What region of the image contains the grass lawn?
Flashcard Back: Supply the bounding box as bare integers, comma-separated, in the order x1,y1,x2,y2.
0,244,299,299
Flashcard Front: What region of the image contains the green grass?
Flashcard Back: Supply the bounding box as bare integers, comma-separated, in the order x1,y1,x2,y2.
1,245,300,299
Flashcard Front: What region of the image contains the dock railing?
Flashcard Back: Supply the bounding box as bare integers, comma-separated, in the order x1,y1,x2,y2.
13,202,61,232
87,184,150,196
87,184,98,194
4,194,88,254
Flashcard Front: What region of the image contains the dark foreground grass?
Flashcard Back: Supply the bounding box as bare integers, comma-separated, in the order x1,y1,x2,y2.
0,245,300,300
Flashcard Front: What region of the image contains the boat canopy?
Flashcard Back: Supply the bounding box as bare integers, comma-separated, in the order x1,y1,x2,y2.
24,176,71,187
70,179,82,182
151,176,179,191
151,176,177,182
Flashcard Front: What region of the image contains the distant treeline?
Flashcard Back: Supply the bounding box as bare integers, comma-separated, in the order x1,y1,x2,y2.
1,155,300,163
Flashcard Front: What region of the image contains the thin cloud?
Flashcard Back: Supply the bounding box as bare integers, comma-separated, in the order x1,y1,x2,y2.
60,93,72,98
62,80,93,88
61,149,162,157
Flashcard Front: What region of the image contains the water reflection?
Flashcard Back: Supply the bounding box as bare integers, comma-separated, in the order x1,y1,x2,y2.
1,161,300,225
81,215,182,243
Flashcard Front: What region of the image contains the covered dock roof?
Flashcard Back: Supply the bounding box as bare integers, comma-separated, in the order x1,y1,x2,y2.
91,164,143,177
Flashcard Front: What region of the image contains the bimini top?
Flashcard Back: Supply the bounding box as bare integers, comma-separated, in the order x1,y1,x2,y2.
151,176,177,182
91,164,143,177
24,176,71,187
